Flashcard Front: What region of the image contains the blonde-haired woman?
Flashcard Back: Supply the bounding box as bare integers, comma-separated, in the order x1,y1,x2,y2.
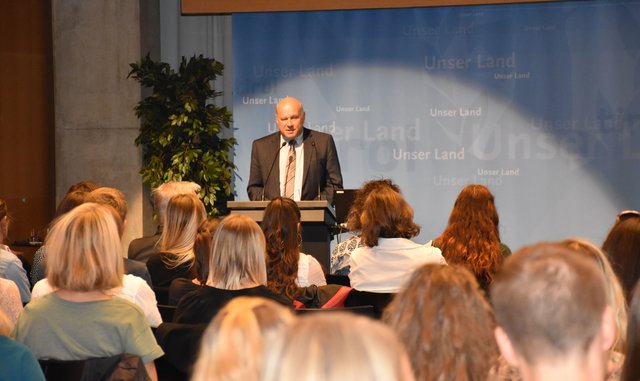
261,312,414,381
191,296,295,381
560,238,628,352
174,214,290,324
14,203,163,380
147,193,206,298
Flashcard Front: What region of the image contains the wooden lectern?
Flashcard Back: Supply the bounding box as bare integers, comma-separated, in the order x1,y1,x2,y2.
227,200,336,270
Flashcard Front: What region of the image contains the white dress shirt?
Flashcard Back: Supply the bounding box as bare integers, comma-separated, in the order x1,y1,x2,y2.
296,253,327,287
349,238,446,293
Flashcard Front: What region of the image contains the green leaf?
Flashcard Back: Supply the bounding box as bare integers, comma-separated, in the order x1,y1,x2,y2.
130,53,237,216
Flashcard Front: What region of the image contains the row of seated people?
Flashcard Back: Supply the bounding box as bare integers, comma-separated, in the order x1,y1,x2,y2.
6,231,640,381
2,177,640,381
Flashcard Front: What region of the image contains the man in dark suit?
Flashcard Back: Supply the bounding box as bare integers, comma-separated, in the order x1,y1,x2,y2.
247,96,343,204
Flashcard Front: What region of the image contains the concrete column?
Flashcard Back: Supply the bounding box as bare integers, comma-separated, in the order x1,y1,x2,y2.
52,0,158,253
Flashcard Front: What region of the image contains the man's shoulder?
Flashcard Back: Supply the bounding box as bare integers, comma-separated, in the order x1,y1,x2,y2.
253,131,280,144
304,128,333,140
129,234,160,248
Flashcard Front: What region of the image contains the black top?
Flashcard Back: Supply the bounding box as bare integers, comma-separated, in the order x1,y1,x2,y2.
146,253,193,288
124,258,153,288
174,285,291,324
127,231,161,264
167,278,200,306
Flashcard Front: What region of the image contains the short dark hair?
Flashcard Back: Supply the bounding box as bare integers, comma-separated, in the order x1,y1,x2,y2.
490,242,607,364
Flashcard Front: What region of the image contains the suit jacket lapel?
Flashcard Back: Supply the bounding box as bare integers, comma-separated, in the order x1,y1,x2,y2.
302,128,314,189
268,132,282,198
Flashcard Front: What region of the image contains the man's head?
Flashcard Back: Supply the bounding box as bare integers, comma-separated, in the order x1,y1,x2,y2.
275,96,305,141
490,242,614,369
85,187,127,237
152,181,201,226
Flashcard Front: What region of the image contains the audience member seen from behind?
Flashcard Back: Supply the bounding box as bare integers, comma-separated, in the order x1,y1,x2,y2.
621,282,640,381
349,187,445,293
14,203,163,380
0,197,30,304
602,210,640,303
433,184,509,292
31,204,162,328
330,178,401,275
168,217,220,306
384,264,498,381
262,197,326,302
174,214,290,325
0,278,22,330
146,193,206,294
261,312,415,381
0,309,45,381
490,243,615,381
85,187,154,287
66,180,100,194
31,189,89,285
191,296,295,381
128,181,201,263
560,238,628,356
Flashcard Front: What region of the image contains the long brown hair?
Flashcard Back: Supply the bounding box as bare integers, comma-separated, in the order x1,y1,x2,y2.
359,187,420,247
383,264,498,381
622,282,640,381
434,184,502,288
193,217,221,284
261,197,301,300
602,213,640,302
346,179,400,231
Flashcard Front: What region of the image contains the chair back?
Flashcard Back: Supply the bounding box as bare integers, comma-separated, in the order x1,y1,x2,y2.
39,359,86,381
154,322,207,375
325,274,350,286
153,286,170,305
295,305,376,318
39,354,149,381
158,304,177,323
344,289,395,319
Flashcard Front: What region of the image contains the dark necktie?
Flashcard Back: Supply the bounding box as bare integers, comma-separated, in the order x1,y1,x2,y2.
284,140,296,199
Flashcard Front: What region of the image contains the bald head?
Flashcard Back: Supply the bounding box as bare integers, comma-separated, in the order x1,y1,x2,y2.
276,96,305,141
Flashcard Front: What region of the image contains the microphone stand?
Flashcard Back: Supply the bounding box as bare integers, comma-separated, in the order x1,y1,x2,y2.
262,141,287,201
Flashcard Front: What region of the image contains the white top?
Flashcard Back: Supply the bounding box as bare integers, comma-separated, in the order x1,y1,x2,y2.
296,253,327,287
0,278,22,330
0,244,31,304
349,238,446,293
31,274,162,327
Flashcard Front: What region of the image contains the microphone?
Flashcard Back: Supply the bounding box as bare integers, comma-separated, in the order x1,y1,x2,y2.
312,141,321,200
262,141,287,201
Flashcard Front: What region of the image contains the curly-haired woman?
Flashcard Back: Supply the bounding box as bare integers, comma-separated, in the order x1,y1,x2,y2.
433,184,510,291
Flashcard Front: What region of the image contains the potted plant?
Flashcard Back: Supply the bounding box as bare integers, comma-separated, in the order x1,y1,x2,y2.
128,53,236,215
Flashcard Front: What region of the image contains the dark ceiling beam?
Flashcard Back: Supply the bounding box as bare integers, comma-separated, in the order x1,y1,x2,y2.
181,0,561,15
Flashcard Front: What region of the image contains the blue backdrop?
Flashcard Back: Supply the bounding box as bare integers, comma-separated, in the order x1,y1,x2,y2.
232,0,640,250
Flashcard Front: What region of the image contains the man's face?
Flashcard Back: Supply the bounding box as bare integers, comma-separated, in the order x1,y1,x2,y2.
276,99,305,140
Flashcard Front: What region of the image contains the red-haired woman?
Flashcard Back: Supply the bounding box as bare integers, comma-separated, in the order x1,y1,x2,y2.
433,184,510,291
